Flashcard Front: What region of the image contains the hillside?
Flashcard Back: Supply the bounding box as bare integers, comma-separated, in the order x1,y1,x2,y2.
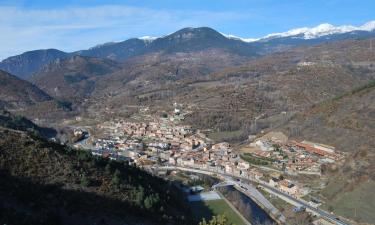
30,56,122,102
82,38,375,136
0,110,56,138
0,70,78,124
76,38,148,61
274,80,375,223
146,27,258,56
78,27,258,61
0,49,69,79
0,70,52,109
0,121,191,225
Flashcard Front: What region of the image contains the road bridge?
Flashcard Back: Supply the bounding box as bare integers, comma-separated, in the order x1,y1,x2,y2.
156,165,351,225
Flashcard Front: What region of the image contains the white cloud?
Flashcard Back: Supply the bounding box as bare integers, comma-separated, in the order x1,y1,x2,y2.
0,5,251,60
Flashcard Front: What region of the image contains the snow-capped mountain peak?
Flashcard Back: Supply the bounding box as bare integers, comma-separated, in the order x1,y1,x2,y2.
295,23,356,39
360,21,375,31
88,42,118,50
224,20,375,42
220,33,260,43
139,36,159,43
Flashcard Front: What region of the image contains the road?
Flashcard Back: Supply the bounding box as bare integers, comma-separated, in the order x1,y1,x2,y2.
258,182,349,225
157,165,351,225
74,133,93,149
212,179,283,222
158,166,285,223
229,178,286,223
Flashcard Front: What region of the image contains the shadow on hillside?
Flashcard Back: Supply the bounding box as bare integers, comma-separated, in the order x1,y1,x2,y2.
189,200,216,223
0,170,160,225
0,112,57,138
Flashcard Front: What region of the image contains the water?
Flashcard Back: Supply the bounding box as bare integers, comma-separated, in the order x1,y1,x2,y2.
218,185,276,225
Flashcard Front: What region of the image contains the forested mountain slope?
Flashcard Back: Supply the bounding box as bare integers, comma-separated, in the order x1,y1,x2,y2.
0,116,191,225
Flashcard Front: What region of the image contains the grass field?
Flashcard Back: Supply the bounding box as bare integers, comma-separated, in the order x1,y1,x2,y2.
207,130,243,142
189,199,246,225
240,153,272,166
322,180,375,224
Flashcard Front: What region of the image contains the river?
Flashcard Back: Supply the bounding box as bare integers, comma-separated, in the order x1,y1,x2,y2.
218,185,276,225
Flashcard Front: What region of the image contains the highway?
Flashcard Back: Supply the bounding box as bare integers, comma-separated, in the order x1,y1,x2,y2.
227,177,287,223
212,179,285,223
157,165,351,225
257,182,350,225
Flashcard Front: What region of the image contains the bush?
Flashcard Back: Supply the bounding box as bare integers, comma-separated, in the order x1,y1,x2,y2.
199,214,233,225
111,169,121,186
80,174,90,187
240,153,270,166
55,100,72,111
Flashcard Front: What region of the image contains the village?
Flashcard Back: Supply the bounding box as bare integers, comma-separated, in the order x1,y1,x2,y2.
73,105,346,208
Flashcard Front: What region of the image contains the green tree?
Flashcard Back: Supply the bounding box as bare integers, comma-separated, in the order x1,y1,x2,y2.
105,163,112,175
135,186,145,207
111,169,121,186
144,196,153,210
80,174,90,187
143,193,160,210
199,214,233,225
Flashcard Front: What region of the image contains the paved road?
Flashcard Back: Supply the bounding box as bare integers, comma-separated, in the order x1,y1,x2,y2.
258,182,350,225
229,178,286,223
157,165,351,225
158,166,285,223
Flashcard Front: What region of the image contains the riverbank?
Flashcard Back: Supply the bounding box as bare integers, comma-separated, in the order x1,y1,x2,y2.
218,185,276,225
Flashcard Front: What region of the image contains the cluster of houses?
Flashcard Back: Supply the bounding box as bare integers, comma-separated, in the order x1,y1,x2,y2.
268,176,309,197
248,136,344,175
85,116,345,202
168,142,266,181
90,116,268,184
90,116,208,164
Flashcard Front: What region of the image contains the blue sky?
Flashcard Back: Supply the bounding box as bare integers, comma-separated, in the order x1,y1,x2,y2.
0,0,374,60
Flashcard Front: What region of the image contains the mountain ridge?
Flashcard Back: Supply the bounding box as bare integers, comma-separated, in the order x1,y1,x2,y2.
0,49,69,79
1,23,375,79
224,20,375,42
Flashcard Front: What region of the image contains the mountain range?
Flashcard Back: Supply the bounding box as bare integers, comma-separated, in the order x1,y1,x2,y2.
1,21,374,79
225,20,375,42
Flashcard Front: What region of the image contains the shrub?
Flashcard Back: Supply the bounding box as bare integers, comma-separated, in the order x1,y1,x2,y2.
80,174,90,187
